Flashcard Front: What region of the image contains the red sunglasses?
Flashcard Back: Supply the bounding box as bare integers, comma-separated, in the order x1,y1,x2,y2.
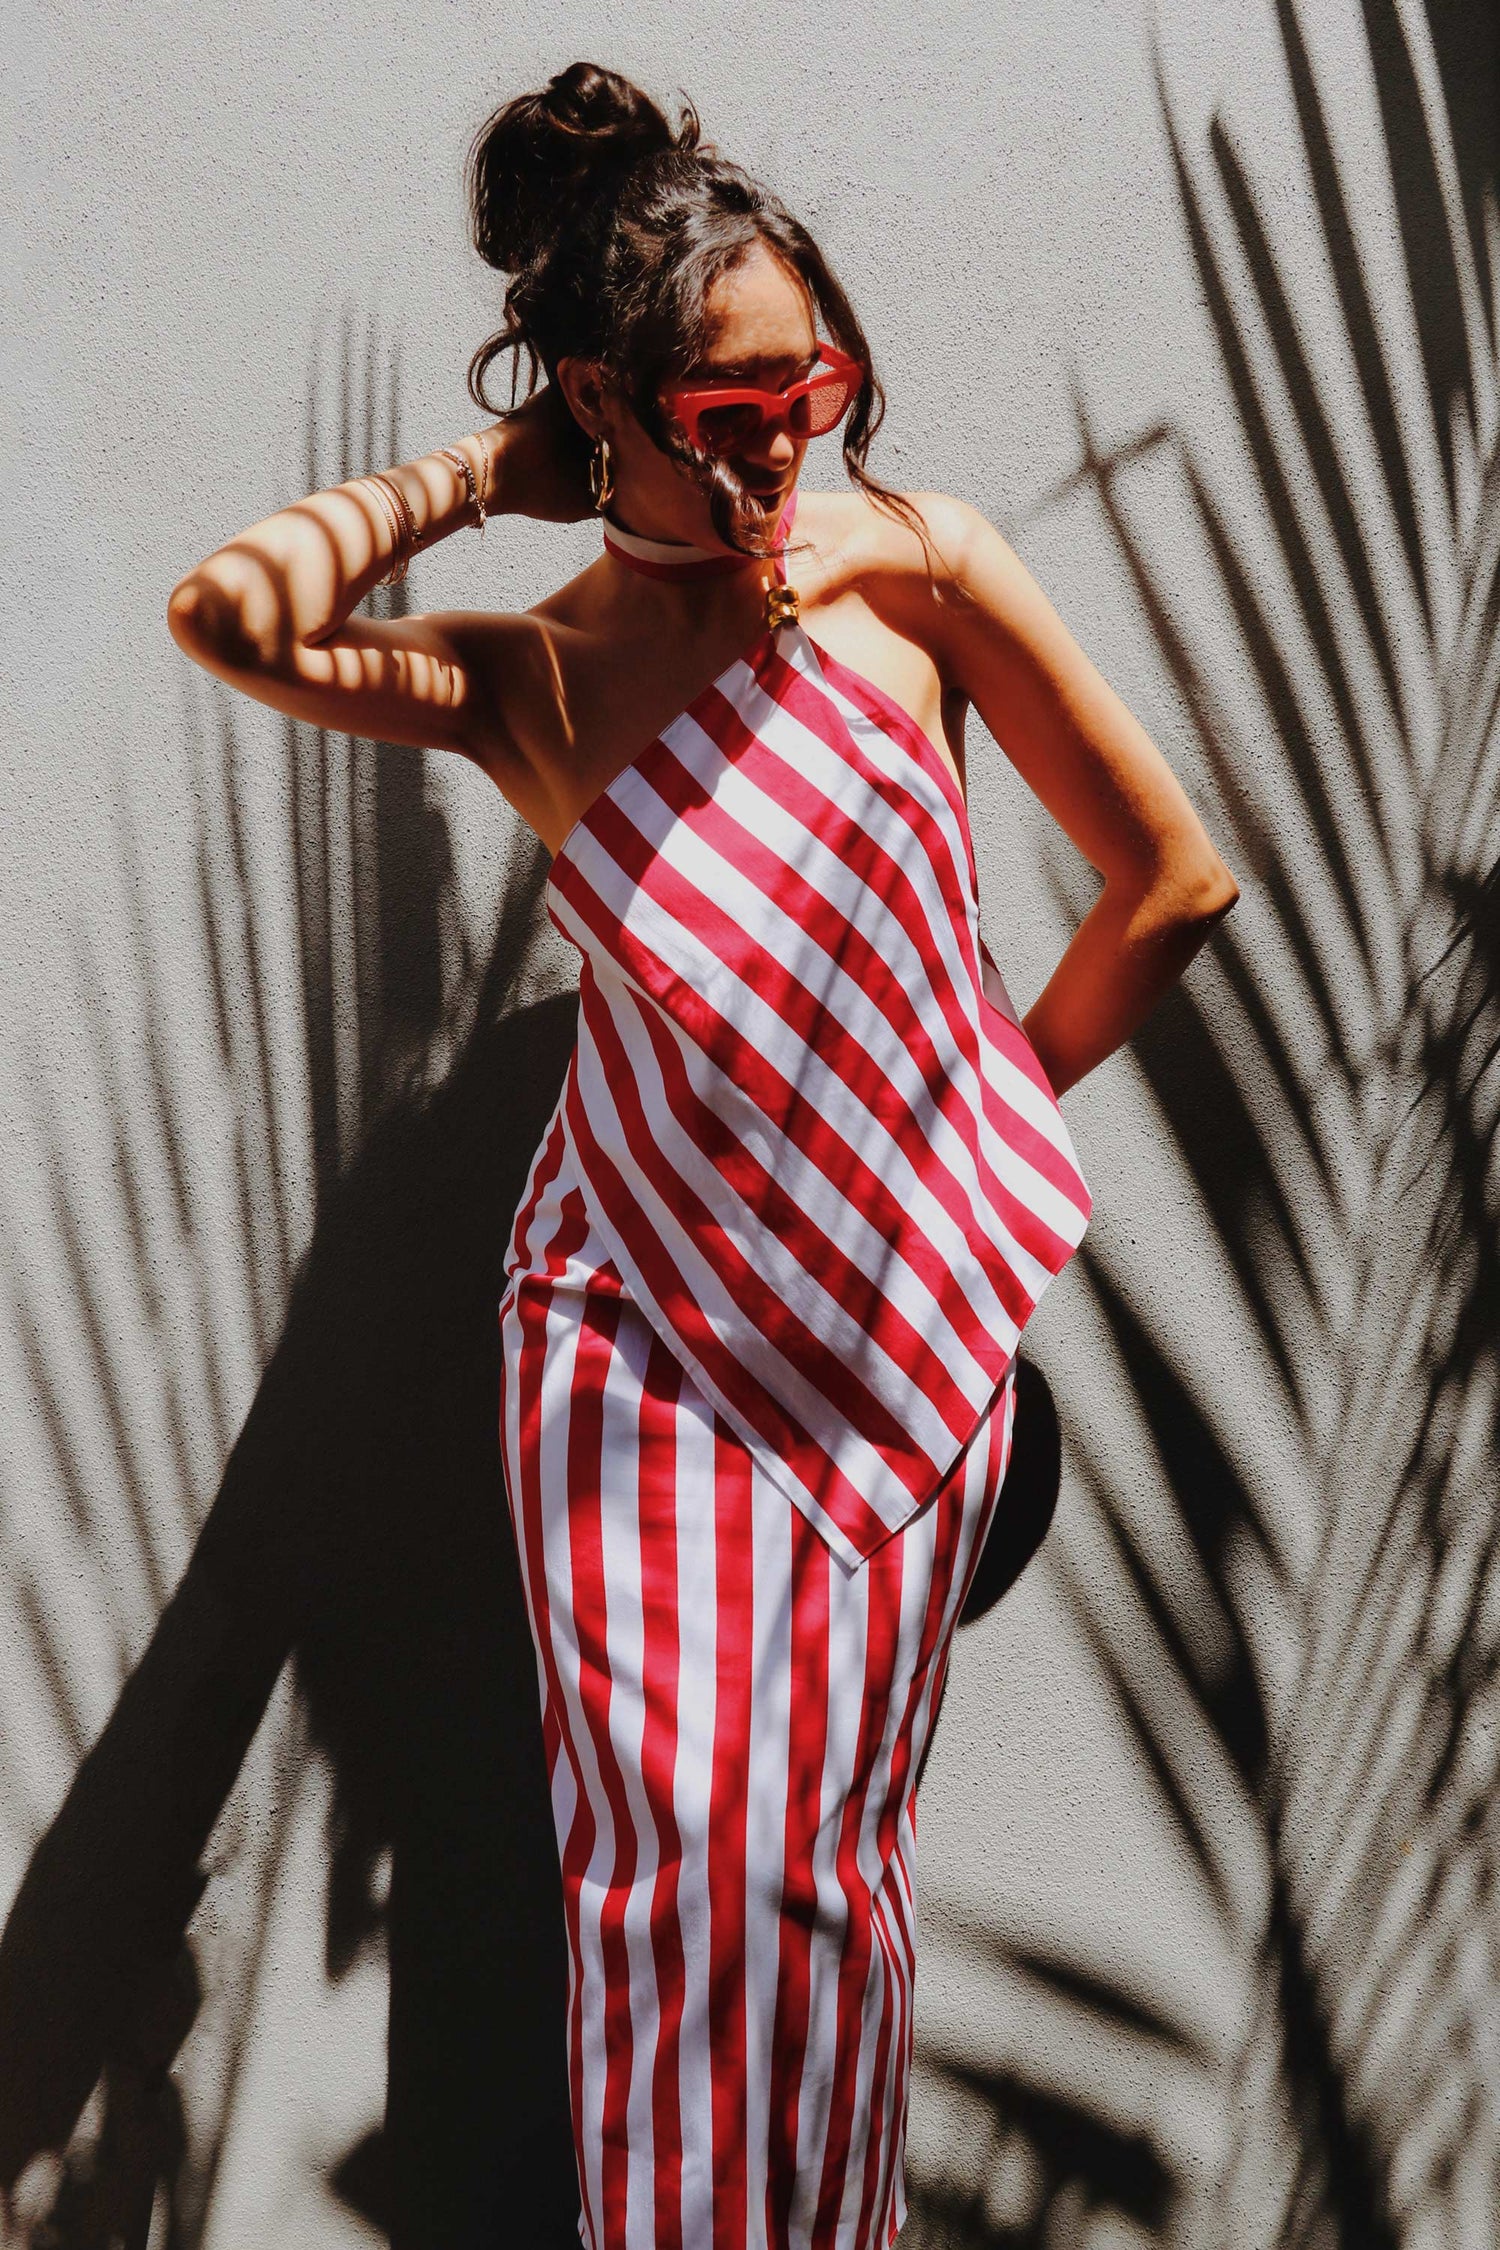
662,343,862,455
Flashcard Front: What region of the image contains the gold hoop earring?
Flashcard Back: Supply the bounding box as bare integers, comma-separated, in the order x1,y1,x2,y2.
588,436,615,512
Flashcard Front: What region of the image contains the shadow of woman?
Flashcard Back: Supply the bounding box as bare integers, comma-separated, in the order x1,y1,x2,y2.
0,987,588,2249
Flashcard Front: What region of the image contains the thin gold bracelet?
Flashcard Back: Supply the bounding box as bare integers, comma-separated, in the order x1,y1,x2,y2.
361,471,421,586
357,474,400,578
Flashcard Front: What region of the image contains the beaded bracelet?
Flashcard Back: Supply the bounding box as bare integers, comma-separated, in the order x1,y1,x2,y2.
435,444,486,538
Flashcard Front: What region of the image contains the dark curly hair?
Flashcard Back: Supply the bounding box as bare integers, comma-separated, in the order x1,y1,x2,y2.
465,61,919,557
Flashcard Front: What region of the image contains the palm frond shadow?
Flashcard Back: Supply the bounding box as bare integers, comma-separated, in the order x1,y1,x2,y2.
914,2061,1173,2249
907,4,1498,2245
0,312,584,2248
909,1910,1206,2248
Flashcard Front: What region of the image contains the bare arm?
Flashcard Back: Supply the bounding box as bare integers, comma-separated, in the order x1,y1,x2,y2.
164,391,586,764
912,495,1240,1097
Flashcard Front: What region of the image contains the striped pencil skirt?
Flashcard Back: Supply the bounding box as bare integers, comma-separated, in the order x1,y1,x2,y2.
499,1132,1017,2250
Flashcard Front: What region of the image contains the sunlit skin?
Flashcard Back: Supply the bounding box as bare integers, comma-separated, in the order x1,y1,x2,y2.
167,237,1239,1097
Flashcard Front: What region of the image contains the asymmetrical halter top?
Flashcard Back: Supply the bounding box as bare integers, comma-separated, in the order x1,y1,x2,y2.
534,497,1092,1572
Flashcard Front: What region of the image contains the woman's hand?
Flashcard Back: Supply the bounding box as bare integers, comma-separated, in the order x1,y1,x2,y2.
491,386,596,523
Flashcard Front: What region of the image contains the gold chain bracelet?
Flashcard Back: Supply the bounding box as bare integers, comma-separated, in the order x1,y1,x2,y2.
435,445,485,537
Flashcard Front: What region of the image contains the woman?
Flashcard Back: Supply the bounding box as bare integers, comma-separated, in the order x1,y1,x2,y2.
168,60,1238,2250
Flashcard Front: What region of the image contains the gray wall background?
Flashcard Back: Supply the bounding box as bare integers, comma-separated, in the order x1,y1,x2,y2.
3,1,1497,2244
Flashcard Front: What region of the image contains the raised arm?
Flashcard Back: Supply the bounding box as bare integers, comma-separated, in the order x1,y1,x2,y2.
164,391,584,766
907,494,1241,1098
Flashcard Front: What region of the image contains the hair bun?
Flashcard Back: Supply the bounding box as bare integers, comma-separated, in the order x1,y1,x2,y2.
468,62,695,274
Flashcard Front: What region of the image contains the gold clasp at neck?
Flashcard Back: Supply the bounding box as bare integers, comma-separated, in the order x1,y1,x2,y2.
765,581,800,631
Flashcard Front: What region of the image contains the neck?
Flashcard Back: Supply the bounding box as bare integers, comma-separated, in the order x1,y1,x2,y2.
600,517,756,580
600,491,798,583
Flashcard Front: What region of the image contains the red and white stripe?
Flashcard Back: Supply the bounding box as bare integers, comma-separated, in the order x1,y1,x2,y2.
540,606,1089,1569
498,532,1090,2246
500,1115,1017,2250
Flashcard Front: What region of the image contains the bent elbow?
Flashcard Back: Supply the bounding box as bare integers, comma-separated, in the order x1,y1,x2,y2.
1184,855,1241,923
1122,850,1240,934
166,573,238,667
166,577,208,657
166,571,264,677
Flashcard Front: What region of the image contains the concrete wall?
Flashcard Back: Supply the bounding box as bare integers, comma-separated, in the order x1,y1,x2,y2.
3,1,1497,2243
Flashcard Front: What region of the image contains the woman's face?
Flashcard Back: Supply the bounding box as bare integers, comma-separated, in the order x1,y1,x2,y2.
569,239,821,548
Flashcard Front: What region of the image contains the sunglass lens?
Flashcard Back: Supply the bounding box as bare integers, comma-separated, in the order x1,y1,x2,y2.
795,375,857,438
695,401,764,453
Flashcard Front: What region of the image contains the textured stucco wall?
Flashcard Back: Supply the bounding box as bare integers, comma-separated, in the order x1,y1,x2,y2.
3,2,1497,2245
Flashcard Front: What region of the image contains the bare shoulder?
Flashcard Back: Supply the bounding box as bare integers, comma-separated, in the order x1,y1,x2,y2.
794,488,1033,695
424,598,583,775
794,487,1005,603
441,600,564,695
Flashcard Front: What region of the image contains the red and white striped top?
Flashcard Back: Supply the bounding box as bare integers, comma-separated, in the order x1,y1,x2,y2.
536,559,1092,1574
